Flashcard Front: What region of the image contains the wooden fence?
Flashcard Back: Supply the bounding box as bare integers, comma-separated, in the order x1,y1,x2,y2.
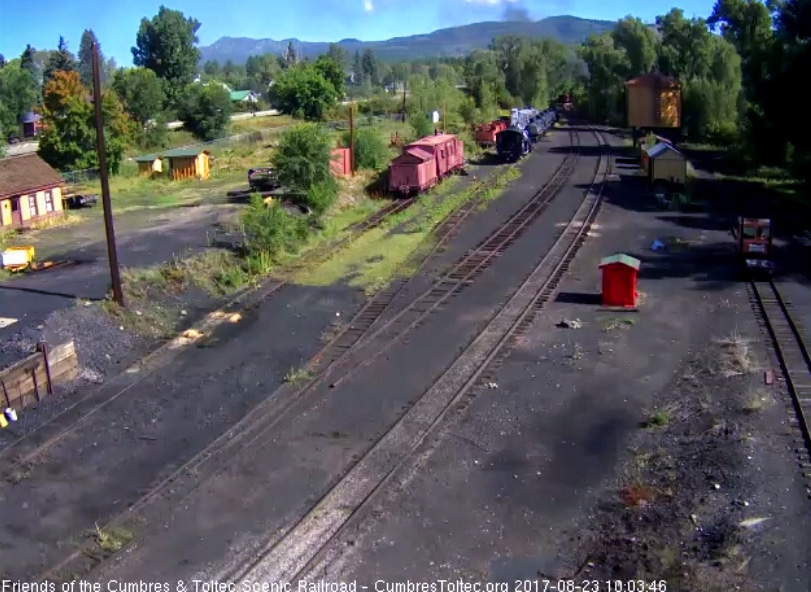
0,341,79,412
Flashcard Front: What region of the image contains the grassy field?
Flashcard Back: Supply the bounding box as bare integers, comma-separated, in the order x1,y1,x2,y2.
295,165,522,294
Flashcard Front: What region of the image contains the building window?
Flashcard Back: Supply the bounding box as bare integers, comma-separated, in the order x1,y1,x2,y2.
44,190,54,212
28,195,38,217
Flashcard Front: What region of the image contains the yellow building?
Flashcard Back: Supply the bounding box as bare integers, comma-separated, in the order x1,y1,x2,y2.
645,142,688,187
0,153,65,228
626,73,681,129
134,153,164,178
164,147,211,181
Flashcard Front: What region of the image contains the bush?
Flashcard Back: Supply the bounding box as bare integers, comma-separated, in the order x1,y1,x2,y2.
305,179,339,217
271,122,335,194
240,194,308,258
342,127,389,170
360,94,402,117
408,111,434,139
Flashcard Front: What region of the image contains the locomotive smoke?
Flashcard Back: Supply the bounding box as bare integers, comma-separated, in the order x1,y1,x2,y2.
502,3,532,21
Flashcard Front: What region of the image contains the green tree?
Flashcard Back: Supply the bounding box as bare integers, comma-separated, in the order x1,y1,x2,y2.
577,33,629,123
112,67,166,128
611,16,659,77
203,60,220,76
0,54,6,69
327,43,349,70
43,36,77,87
132,6,201,107
269,64,339,120
246,54,280,93
77,29,108,88
20,45,37,79
177,82,232,140
271,122,336,194
284,42,298,68
313,55,346,97
0,62,38,135
361,49,379,86
38,70,130,173
351,51,364,85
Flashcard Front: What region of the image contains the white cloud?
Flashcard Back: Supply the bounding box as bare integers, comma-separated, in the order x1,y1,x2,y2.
364,0,374,10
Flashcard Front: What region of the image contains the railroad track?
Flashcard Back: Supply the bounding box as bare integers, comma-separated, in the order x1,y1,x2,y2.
750,279,811,458
29,130,581,583
226,126,611,584
0,196,418,473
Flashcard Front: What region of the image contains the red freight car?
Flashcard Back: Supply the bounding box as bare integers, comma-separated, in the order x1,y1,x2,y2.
388,133,465,196
410,133,465,177
388,147,437,193
475,119,508,147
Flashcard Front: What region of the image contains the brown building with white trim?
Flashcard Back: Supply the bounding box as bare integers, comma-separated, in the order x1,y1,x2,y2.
0,154,66,229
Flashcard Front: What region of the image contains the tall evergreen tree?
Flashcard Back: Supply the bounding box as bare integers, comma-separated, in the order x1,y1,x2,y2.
284,42,298,67
0,54,6,69
20,45,37,78
78,29,108,88
43,36,77,86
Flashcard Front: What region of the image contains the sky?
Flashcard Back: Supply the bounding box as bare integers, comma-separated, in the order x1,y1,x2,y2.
0,0,714,66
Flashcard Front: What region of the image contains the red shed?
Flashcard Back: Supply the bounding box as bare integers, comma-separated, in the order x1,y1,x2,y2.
388,147,437,193
598,254,641,308
408,133,465,177
330,147,351,178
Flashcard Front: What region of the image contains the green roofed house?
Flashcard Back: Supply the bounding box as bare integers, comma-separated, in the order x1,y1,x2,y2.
134,153,163,178
230,90,260,104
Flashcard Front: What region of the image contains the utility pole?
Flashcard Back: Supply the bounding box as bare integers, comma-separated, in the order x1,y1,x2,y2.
349,102,355,176
401,79,407,123
91,41,124,307
442,100,446,133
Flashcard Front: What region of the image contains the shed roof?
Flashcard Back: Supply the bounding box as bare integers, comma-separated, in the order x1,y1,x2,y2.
646,142,683,159
134,153,162,163
599,254,641,270
163,147,210,159
20,111,42,124
626,72,681,88
0,153,64,200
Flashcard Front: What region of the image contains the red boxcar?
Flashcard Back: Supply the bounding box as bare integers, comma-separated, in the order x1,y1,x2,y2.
475,120,508,147
389,147,437,193
388,133,465,196
409,133,465,177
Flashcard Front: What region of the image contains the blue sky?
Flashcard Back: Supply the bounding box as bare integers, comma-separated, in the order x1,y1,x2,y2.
0,0,713,66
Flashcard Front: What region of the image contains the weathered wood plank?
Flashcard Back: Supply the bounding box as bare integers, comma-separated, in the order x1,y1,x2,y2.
0,341,78,412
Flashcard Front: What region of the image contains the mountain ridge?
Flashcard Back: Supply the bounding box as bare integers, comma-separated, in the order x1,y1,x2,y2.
199,15,614,65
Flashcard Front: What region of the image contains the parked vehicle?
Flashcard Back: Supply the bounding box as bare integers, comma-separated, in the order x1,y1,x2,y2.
388,133,465,196
738,217,774,275
64,194,98,209
248,167,280,191
496,127,532,162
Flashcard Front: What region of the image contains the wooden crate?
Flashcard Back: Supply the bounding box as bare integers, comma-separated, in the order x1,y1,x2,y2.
0,341,79,411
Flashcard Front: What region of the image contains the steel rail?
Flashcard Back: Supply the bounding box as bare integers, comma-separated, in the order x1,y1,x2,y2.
231,127,610,584
32,132,579,584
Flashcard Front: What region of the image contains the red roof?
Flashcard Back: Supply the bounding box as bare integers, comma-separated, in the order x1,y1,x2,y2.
409,133,457,147
396,147,433,162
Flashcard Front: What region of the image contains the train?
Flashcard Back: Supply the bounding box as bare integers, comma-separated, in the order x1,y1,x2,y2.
496,108,558,162
387,106,559,196
388,132,466,196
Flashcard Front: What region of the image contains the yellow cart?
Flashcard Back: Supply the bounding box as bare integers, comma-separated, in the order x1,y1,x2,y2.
1,246,36,272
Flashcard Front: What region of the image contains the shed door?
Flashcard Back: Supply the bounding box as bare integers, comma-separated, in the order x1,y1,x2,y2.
10,197,22,227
